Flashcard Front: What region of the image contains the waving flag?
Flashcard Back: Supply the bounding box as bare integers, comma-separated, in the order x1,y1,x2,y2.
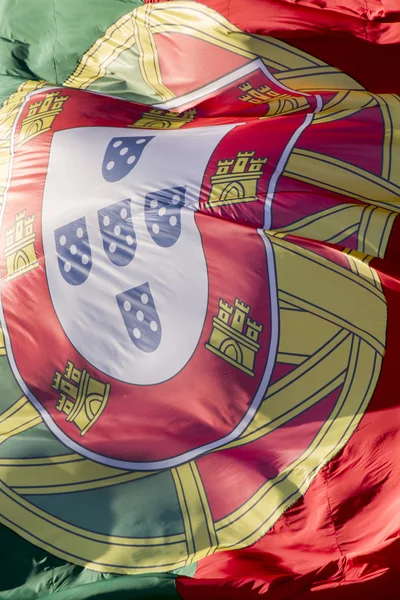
0,1,400,598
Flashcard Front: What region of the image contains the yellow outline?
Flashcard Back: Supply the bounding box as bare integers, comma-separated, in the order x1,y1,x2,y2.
276,351,306,365
132,4,174,102
0,397,41,444
357,205,397,258
285,148,400,211
342,249,383,291
375,94,392,181
270,204,364,245
313,91,377,124
0,326,5,355
276,300,340,352
172,462,217,563
1,452,158,495
270,234,386,309
385,94,400,186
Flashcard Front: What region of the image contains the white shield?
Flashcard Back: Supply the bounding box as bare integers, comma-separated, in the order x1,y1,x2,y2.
42,124,234,384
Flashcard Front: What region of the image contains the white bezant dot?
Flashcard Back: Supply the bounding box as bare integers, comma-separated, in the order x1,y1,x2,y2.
120,147,129,156
152,223,160,235
120,208,128,219
136,138,146,144
141,293,149,305
114,225,121,236
76,228,84,239
150,199,158,209
109,242,117,253
123,301,131,312
103,215,110,227
59,235,67,246
113,140,122,148
150,321,158,332
106,161,115,171
64,261,71,273
133,328,141,339
70,244,77,255
136,310,144,322
127,155,136,165
169,215,177,227
81,254,89,265
126,235,134,246
159,206,166,217
172,194,181,204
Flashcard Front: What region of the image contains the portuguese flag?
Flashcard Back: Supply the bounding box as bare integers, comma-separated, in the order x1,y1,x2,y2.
1,1,400,598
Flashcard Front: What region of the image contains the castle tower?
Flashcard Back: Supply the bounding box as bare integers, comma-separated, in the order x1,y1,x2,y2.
131,108,196,129
52,360,110,436
231,299,250,334
19,91,69,145
216,299,234,325
4,210,39,281
206,298,264,376
205,151,267,209
238,81,278,104
238,80,310,117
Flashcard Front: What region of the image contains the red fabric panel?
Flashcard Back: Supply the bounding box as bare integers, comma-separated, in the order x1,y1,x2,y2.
176,251,400,596
145,1,400,596
145,0,400,92
177,568,400,599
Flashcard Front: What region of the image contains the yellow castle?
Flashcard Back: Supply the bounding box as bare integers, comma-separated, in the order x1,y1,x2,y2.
206,298,263,377
206,151,267,208
52,361,110,436
131,108,196,129
238,81,309,117
5,210,39,281
238,81,279,104
19,91,69,145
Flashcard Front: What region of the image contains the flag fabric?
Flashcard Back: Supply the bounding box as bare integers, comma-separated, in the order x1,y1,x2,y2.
0,1,400,598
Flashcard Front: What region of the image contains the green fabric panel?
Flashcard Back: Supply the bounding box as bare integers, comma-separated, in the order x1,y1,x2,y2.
0,356,24,411
0,525,183,599
0,76,27,108
39,576,180,600
0,354,72,459
0,423,74,459
24,471,185,538
0,0,144,104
